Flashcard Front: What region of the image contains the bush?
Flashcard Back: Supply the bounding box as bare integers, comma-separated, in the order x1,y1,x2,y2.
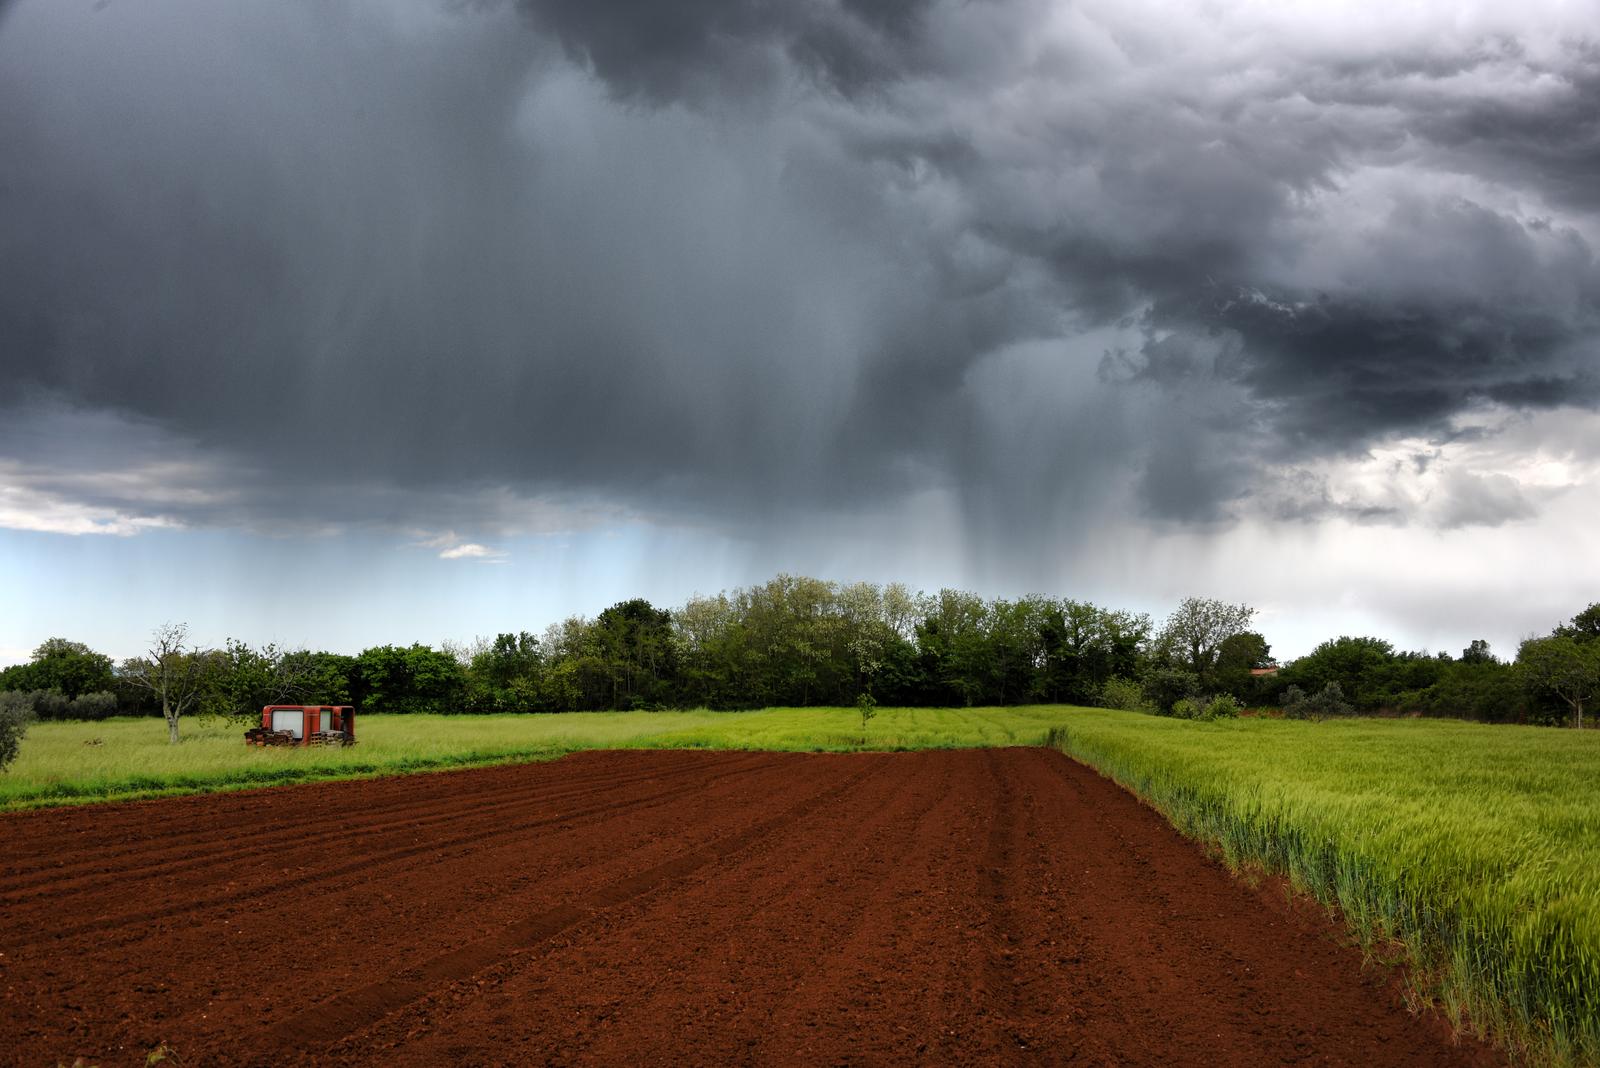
1282,682,1354,721
68,691,119,720
0,688,119,721
0,691,36,771
1143,668,1201,716
33,689,69,720
1169,694,1240,721
1099,676,1154,714
856,691,877,736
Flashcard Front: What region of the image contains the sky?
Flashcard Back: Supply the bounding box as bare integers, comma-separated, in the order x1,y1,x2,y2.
3,0,1598,667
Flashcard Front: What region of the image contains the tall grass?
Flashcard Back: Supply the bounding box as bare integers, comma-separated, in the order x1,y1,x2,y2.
1048,709,1600,1067
0,706,1071,810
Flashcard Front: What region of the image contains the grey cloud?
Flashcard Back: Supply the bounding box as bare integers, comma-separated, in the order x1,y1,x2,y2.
1310,40,1600,212
3,0,1600,554
515,0,936,102
1127,194,1600,480
1431,469,1538,529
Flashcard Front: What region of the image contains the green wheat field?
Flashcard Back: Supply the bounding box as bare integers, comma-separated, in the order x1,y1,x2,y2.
1052,710,1600,1067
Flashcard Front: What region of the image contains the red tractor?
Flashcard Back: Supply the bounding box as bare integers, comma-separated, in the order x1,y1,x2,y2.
243,705,356,747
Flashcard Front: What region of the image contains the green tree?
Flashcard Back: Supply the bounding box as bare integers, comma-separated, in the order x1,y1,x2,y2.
674,593,751,709
1037,600,1144,703
466,632,543,711
1142,666,1201,715
0,691,35,771
355,644,466,715
592,600,676,709
1408,659,1522,722
1156,598,1254,689
856,690,877,741
916,589,994,706
1558,603,1600,643
204,640,325,723
0,638,115,698
1214,631,1272,697
987,598,1047,705
1280,636,1397,709
1518,635,1600,729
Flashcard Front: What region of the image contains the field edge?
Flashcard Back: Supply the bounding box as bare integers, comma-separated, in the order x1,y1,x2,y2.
1044,723,1582,1068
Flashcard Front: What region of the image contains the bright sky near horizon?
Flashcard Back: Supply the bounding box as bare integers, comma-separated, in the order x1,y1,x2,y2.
3,0,1598,666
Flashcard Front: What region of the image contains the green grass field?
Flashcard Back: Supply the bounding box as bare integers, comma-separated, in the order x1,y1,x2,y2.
0,705,1071,810
1049,709,1600,1068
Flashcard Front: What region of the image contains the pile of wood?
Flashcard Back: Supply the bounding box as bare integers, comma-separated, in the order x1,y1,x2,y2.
307,731,352,747
242,727,297,747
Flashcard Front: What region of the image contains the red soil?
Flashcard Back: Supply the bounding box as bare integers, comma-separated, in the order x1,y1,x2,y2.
0,749,1502,1066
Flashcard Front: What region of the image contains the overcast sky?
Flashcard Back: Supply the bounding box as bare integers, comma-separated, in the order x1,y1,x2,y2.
3,0,1598,666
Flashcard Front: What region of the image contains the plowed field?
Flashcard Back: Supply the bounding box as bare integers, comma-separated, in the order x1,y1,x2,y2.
0,749,1501,1066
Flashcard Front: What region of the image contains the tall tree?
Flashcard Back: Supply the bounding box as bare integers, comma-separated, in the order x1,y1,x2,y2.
1156,598,1255,689
1214,631,1272,696
592,600,676,709
466,632,543,712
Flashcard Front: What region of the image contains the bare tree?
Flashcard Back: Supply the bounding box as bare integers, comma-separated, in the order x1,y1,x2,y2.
124,622,209,744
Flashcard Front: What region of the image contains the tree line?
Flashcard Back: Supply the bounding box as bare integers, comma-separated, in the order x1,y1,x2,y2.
2,576,1597,746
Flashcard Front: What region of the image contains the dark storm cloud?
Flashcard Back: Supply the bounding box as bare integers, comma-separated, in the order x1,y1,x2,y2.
1306,40,1600,213
2,0,1599,546
516,0,936,101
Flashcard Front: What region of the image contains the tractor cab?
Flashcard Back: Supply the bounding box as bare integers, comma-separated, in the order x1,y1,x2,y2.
244,705,356,747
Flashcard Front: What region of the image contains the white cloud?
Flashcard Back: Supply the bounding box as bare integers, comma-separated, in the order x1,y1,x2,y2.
1247,405,1600,529
0,461,188,536
438,542,508,562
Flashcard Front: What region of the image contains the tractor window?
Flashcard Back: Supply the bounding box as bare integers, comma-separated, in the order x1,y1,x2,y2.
271,710,304,739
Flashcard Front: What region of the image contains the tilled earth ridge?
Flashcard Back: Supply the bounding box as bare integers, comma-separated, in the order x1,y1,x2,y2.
0,748,1503,1066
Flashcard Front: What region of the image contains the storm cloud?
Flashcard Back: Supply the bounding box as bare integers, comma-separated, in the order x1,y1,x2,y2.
2,0,1598,559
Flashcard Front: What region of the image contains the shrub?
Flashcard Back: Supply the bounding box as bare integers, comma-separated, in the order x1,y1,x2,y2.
1283,682,1354,721
1173,693,1244,721
1172,696,1204,720
1099,676,1154,714
856,691,878,738
0,692,36,771
1200,693,1243,720
1142,668,1201,716
0,689,119,721
68,691,119,720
